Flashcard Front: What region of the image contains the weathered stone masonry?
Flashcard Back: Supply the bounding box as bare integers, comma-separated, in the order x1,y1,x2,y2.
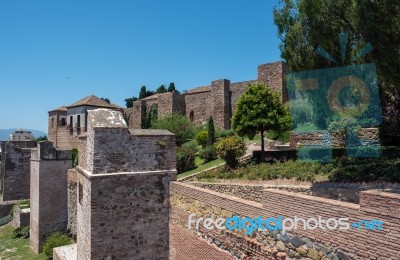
170,182,400,259
75,108,176,260
0,141,37,202
30,141,72,253
125,61,288,130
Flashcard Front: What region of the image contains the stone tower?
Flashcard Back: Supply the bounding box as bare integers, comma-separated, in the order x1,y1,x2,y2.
211,79,231,129
76,108,176,259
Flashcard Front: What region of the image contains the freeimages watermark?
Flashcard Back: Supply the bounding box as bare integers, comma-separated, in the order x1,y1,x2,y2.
286,32,382,161
188,213,384,235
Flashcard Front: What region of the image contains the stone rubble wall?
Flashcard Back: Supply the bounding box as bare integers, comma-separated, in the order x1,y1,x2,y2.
290,128,380,149
67,169,77,238
29,141,72,253
75,108,177,259
124,61,288,130
170,182,400,259
0,141,37,202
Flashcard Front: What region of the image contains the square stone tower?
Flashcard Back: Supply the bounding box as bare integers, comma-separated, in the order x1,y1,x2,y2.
76,108,176,259
30,141,72,253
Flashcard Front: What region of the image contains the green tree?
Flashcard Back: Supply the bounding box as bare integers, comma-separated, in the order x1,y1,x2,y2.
34,135,48,141
274,0,400,87
207,116,215,145
156,84,168,94
143,104,158,129
273,0,400,141
124,97,138,108
232,83,291,162
168,82,176,92
215,136,246,169
139,86,147,100
151,113,195,146
100,98,110,104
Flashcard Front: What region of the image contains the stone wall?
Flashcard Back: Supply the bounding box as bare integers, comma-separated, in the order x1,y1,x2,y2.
75,108,176,259
258,61,288,102
67,169,77,237
0,141,37,202
125,61,287,130
170,182,400,259
30,141,72,253
211,79,231,129
184,90,211,126
12,206,30,228
290,128,380,149
190,181,400,204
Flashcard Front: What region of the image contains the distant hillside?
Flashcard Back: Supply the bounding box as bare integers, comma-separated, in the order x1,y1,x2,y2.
0,129,47,141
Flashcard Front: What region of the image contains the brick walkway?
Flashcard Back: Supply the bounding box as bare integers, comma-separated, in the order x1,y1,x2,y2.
170,224,235,260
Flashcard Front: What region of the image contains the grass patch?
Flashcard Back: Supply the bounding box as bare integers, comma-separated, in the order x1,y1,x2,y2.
17,200,30,210
0,224,46,260
177,157,224,179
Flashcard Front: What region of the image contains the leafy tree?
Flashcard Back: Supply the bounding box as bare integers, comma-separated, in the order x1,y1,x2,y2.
273,0,400,141
34,135,48,141
207,116,216,145
151,113,195,146
168,82,176,92
124,97,138,108
143,104,158,129
215,136,246,169
232,83,291,162
156,85,168,94
139,86,147,100
100,98,110,104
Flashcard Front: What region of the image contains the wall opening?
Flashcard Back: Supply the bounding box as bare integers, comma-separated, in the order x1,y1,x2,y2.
60,118,66,126
189,111,194,122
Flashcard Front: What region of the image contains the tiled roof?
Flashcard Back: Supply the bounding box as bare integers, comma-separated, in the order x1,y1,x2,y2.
49,106,68,112
185,85,211,94
66,95,121,109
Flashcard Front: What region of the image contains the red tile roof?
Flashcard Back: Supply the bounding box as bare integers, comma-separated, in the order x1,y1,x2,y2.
66,95,121,109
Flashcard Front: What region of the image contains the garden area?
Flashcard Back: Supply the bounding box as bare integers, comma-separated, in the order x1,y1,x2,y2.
148,82,400,186
0,201,73,260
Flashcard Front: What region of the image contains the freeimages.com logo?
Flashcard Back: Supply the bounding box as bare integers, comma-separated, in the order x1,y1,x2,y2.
286,32,382,161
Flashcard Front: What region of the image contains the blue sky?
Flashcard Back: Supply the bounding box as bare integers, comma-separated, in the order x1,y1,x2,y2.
0,0,282,133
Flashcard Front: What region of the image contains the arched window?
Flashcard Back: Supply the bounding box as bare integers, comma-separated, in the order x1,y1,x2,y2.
189,111,194,122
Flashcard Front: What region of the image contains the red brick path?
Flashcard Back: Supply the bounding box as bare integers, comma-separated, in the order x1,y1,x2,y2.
170,224,234,260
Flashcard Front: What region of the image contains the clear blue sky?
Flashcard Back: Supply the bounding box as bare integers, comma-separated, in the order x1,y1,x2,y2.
0,0,282,133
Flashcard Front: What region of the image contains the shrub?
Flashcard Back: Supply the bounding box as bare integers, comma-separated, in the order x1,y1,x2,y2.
43,232,72,259
182,141,199,153
152,113,195,146
13,226,30,239
216,136,246,168
216,129,235,139
176,146,196,174
71,148,78,168
199,145,218,163
195,130,208,147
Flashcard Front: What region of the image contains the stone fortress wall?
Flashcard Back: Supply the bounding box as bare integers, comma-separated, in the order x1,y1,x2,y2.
170,181,400,259
124,61,287,130
0,141,37,202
